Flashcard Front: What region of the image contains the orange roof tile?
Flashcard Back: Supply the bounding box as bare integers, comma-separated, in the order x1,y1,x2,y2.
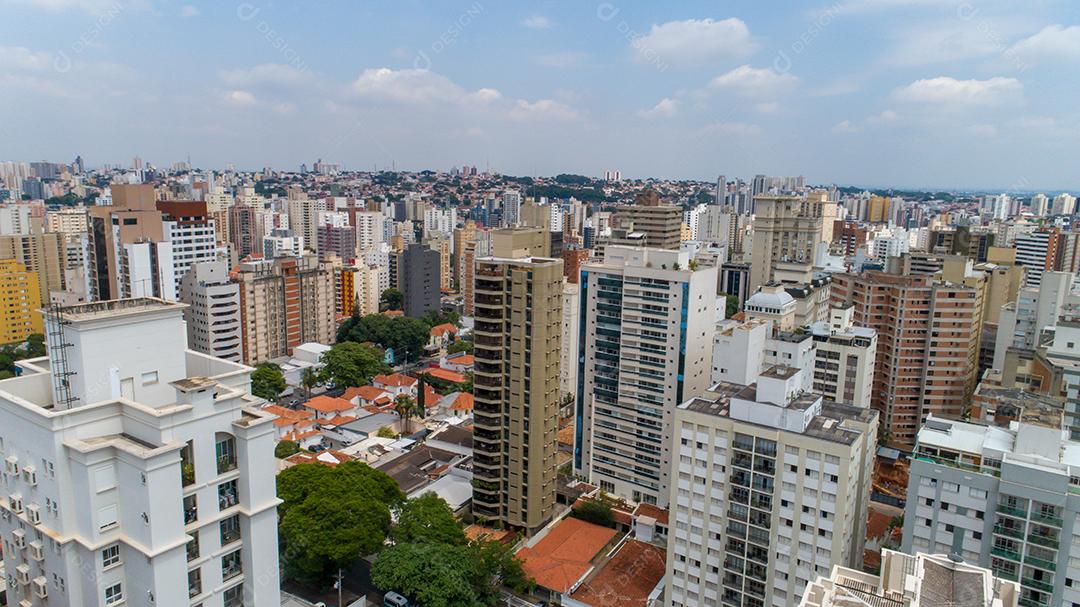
344,385,392,402
263,405,314,420
426,368,468,384
285,449,355,468
429,322,458,337
569,540,666,607
450,393,474,411
303,395,355,414
631,503,669,526
373,373,418,388
516,518,617,594
448,354,474,366
282,429,322,442
322,415,358,426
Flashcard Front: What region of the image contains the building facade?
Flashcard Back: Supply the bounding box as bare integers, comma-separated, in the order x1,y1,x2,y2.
179,260,242,362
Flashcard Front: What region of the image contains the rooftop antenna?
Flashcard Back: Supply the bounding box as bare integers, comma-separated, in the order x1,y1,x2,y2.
45,303,78,410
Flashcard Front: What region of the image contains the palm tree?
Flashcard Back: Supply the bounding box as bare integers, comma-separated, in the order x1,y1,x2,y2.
394,394,419,434
300,367,319,400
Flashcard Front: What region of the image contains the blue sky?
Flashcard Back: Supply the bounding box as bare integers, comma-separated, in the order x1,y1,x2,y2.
1,0,1079,190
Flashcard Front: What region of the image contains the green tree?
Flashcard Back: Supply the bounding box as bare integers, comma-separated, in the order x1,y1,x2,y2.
371,542,480,607
299,367,319,399
337,314,430,364
725,294,740,319
274,440,300,459
421,309,461,328
380,288,404,311
277,461,404,585
251,364,287,401
377,426,397,438
320,342,390,388
24,333,46,358
447,339,474,355
570,500,615,528
392,493,466,545
393,394,423,434
471,538,534,600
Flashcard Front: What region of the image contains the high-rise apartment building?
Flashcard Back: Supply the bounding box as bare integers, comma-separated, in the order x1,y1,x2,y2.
263,228,303,258
179,260,242,362
228,202,266,259
0,259,42,343
157,200,218,297
45,207,89,236
749,196,824,293
831,270,982,445
801,548,1020,607
471,256,562,534
666,370,877,607
501,190,522,227
903,412,1080,607
809,306,877,409
354,210,386,254
397,243,441,318
0,298,280,607
0,219,65,305
1016,230,1059,289
575,246,717,506
0,204,33,235
287,196,327,253
234,254,335,364
87,184,177,301
612,191,682,250
316,220,357,263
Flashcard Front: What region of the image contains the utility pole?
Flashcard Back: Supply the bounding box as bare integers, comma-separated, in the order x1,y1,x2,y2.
335,568,344,607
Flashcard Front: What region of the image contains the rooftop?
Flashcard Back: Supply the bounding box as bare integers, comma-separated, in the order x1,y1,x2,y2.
568,539,666,607
517,517,619,594
49,297,185,322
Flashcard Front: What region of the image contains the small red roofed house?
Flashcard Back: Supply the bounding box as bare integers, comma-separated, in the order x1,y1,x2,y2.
373,373,418,398
516,517,618,599
264,405,317,440
425,367,468,385
343,385,393,409
283,449,355,469
302,395,357,420
442,354,474,374
428,322,459,350
439,392,474,419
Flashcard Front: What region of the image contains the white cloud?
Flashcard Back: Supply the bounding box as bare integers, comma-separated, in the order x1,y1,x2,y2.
508,99,581,122
535,52,590,69
223,90,257,106
893,76,1022,107
635,18,756,67
967,124,998,137
755,101,780,114
349,68,500,107
809,81,860,97
832,120,861,134
867,109,899,123
707,65,799,97
521,15,552,30
0,45,53,71
219,64,314,90
637,98,679,119
701,121,761,136
1009,25,1080,63
885,23,1007,66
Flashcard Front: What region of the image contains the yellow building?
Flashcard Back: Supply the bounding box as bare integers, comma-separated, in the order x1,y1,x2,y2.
0,259,43,344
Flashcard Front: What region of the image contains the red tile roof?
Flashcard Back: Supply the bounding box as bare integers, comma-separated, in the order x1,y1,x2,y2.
517,518,617,594
303,395,355,414
322,415,358,427
344,385,392,403
450,393,474,411
282,429,322,442
373,373,418,388
426,368,468,384
632,503,669,526
569,540,666,607
430,322,459,337
447,354,474,366
285,449,355,468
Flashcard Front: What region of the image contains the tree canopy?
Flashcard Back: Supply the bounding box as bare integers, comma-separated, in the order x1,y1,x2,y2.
277,461,404,585
250,363,287,401
392,493,466,545
0,333,47,379
337,314,431,364
570,500,616,528
320,342,390,388
274,440,300,459
380,287,404,311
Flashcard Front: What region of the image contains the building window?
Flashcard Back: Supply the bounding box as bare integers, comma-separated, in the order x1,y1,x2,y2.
104,583,123,605
102,544,121,568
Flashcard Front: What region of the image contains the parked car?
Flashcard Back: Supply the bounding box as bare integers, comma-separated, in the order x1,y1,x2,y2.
383,591,411,607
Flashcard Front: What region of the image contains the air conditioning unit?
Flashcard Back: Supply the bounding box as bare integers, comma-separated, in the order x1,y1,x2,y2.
28,540,43,561
4,456,18,476
12,529,26,548
22,466,36,486
8,494,22,513
14,564,29,585
32,576,47,598
26,504,40,525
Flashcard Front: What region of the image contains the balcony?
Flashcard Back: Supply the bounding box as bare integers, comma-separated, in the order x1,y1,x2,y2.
220,515,242,546
1021,578,1054,593
1019,596,1050,607
1028,533,1060,549
186,534,200,562
991,546,1021,562
1030,511,1063,527
997,503,1027,519
183,494,198,525
222,551,243,581
1024,555,1057,572
994,524,1024,539
188,569,202,598
218,480,239,511
216,435,237,475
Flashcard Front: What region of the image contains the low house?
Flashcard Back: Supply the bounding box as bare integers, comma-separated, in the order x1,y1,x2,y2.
516,517,619,602
280,428,324,450
282,449,356,469
375,444,466,495
428,322,459,350
425,367,468,385
438,392,474,419
332,412,400,445
565,539,667,607
302,395,357,420
264,405,317,440
343,385,393,409
441,353,474,374
373,373,418,398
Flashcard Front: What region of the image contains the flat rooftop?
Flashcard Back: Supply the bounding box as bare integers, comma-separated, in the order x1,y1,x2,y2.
50,297,185,322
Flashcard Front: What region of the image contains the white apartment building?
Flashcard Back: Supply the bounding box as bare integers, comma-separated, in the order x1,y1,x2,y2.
180,260,243,362
119,240,178,300
560,282,580,410
0,204,33,236
354,211,385,253
0,298,280,607
994,271,1079,370
163,217,218,298
423,207,456,239
575,246,717,507
287,197,327,253
1015,232,1055,289
801,548,1020,607
666,366,878,607
809,306,876,409
902,412,1080,607
262,228,304,259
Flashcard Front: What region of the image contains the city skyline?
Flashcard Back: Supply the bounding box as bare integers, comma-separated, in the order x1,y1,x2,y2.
2,0,1080,190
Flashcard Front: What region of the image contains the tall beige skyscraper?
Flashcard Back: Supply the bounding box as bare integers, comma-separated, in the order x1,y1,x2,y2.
0,218,65,304
612,189,682,250
749,195,824,293
471,255,563,534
